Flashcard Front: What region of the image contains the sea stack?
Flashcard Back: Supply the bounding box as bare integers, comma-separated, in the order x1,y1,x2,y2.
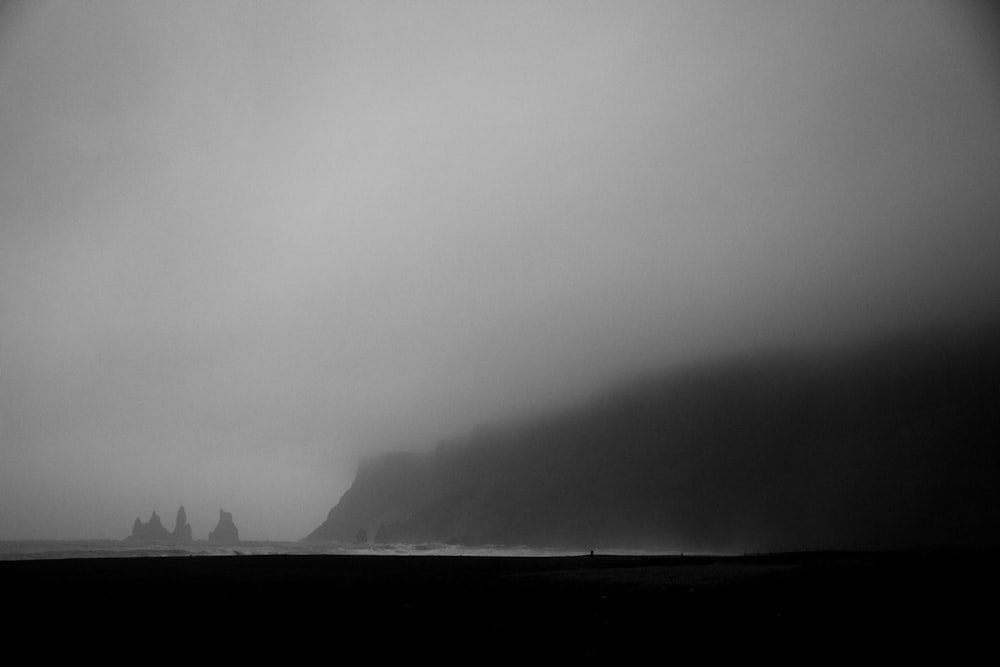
208,509,240,543
172,506,193,542
126,507,193,542
126,510,172,541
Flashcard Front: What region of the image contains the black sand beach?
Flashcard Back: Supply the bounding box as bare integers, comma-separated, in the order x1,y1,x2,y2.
4,549,997,658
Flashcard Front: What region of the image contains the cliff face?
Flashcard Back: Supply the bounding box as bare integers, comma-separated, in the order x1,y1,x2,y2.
208,510,240,543
305,325,1000,551
305,451,440,543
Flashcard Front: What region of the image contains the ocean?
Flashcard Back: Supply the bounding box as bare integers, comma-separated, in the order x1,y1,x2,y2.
0,539,587,561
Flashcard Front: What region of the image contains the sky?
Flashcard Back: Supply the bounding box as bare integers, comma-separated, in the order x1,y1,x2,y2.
1,1,999,540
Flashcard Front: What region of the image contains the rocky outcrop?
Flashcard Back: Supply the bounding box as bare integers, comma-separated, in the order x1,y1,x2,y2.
126,506,193,542
208,510,240,543
127,510,173,541
172,506,193,542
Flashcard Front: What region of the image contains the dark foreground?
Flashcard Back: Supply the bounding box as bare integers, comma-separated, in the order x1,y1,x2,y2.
4,549,997,658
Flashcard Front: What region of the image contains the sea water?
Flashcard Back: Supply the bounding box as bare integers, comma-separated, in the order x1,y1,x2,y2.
0,539,591,561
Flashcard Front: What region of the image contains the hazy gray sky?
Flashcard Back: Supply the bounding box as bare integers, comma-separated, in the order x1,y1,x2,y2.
2,1,999,540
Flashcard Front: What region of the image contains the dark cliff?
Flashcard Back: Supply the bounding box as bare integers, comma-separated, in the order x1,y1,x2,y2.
305,324,1000,551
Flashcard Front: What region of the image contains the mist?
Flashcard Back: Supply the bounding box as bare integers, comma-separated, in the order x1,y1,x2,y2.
1,1,999,540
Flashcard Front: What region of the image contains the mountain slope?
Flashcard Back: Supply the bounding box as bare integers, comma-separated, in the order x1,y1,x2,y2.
306,324,1000,551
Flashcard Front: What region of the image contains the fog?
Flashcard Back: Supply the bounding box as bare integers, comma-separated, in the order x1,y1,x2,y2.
1,1,999,540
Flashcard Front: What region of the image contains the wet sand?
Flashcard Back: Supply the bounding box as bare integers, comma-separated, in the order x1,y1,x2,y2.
3,549,996,658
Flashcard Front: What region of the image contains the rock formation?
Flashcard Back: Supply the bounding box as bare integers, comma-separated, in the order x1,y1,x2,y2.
208,509,240,543
172,506,193,542
127,510,172,541
126,506,193,542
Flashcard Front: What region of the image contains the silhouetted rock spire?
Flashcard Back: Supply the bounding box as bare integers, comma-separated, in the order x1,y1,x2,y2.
172,506,192,542
208,509,239,543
